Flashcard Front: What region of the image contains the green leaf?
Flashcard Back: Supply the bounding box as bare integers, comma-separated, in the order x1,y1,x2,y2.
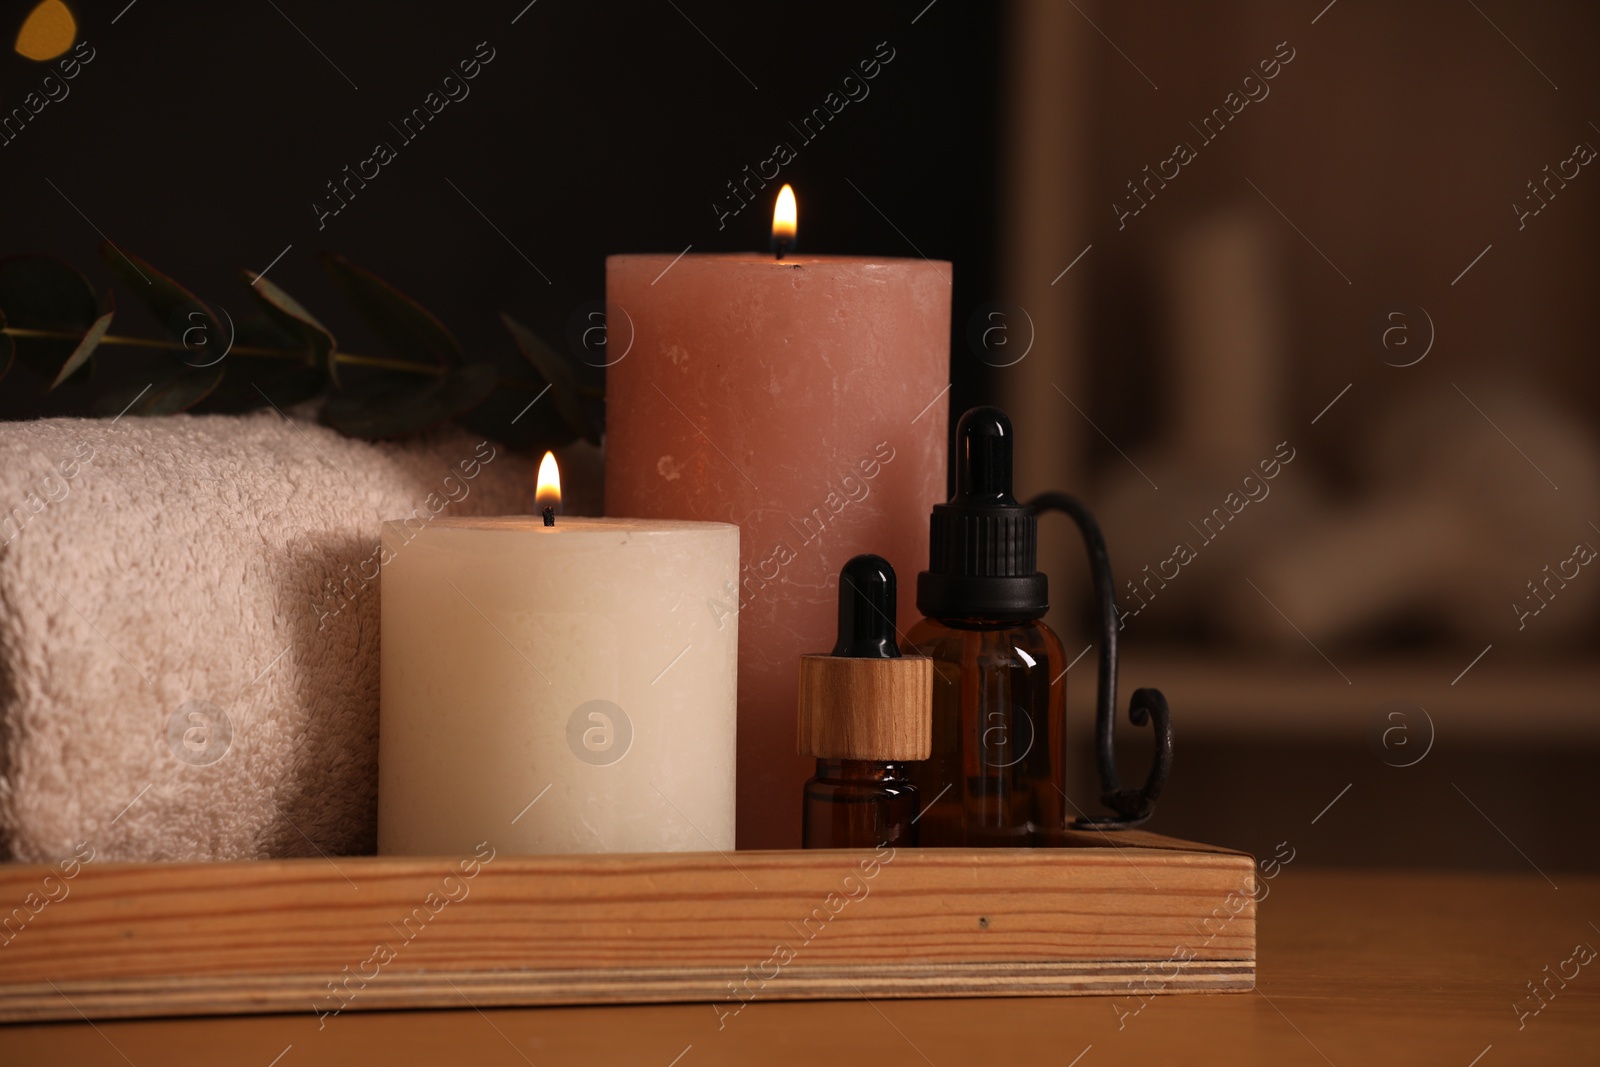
320,252,464,369
50,291,114,390
94,365,226,417
0,254,98,383
500,312,600,445
320,364,497,439
99,243,227,367
242,270,337,381
196,316,328,414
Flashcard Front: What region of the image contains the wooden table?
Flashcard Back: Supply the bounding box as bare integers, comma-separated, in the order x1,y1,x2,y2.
2,870,1595,1065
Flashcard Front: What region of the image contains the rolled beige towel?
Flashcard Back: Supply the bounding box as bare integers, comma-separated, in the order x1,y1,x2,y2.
0,412,594,862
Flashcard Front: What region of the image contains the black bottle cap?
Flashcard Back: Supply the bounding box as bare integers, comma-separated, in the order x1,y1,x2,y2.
833,554,901,659
917,406,1049,621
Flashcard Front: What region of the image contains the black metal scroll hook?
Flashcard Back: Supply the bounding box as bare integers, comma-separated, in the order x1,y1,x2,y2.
1029,492,1173,829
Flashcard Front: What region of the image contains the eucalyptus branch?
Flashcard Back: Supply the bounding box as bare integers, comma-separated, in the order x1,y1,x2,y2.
2,326,559,394
3,326,436,375
0,247,601,442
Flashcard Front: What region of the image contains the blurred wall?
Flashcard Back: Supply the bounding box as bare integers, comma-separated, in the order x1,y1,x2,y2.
1000,0,1600,871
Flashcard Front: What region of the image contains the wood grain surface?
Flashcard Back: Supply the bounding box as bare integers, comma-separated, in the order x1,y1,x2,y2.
0,833,1255,1022
796,654,934,760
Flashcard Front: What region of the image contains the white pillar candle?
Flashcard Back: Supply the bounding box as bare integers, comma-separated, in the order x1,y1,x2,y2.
378,511,739,855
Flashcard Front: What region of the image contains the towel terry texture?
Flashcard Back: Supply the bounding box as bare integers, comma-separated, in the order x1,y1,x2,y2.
0,412,566,862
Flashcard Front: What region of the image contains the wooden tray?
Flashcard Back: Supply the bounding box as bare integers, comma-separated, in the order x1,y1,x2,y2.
0,830,1255,1023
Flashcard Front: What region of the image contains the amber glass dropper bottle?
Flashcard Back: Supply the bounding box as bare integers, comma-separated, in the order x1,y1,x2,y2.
799,555,934,849
906,407,1069,847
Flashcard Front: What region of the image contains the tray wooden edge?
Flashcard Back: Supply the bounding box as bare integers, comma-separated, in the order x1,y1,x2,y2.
0,960,1257,1024
0,833,1258,1024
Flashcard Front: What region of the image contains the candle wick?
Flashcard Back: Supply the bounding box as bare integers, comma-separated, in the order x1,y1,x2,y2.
771,236,793,261
542,506,555,528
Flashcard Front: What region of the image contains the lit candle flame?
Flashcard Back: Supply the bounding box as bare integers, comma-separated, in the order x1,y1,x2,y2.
535,451,561,513
771,184,797,257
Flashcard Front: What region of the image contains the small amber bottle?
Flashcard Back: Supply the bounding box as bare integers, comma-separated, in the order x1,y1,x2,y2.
799,555,933,849
907,407,1069,847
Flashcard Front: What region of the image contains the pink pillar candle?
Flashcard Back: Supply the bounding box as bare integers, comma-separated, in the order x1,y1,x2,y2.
606,253,950,849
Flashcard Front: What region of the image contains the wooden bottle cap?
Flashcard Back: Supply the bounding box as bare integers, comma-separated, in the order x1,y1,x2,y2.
796,654,933,761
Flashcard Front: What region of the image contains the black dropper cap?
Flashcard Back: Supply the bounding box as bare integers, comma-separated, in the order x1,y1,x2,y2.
916,406,1048,621
833,554,901,659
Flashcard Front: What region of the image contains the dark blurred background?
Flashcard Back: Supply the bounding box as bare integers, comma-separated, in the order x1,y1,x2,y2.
1,0,1594,871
